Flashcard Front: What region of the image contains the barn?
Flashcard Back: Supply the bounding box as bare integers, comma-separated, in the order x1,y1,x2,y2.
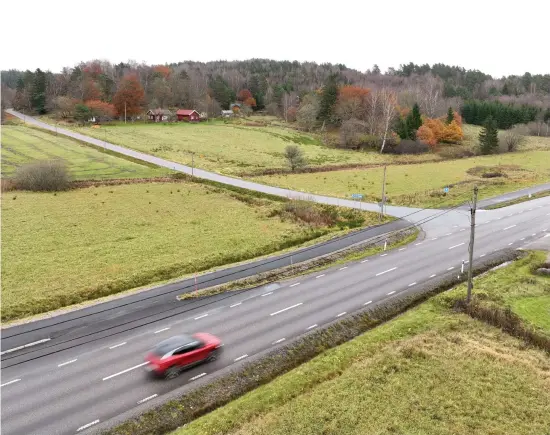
176,109,200,122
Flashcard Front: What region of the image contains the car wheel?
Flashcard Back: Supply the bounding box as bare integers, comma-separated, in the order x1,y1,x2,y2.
207,350,219,362
165,366,180,380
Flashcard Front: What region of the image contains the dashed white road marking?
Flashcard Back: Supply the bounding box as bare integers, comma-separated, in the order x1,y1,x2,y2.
503,225,517,230
364,300,372,306
102,362,148,381
449,242,465,250
230,302,242,308
316,274,325,279
430,237,438,241
361,259,369,263
447,266,455,271
415,242,423,246
532,233,536,236
380,253,388,257
520,238,525,241
109,342,126,350
57,359,77,367
306,324,318,330
496,217,502,220
508,242,514,245
0,338,51,356
261,292,273,297
480,254,486,257
387,291,396,295
336,312,347,317
272,338,286,344
399,248,406,251
234,354,248,362
408,282,417,287
270,303,303,316
339,267,348,270
460,228,466,232
445,232,452,236
154,327,170,334
1,379,21,388
194,314,208,320
77,419,100,432
189,372,206,381
290,283,300,287
376,267,397,276
137,394,158,404
528,208,533,211
430,274,437,278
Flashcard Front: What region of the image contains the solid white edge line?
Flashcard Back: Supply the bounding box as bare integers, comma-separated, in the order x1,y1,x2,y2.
154,327,170,334
272,338,286,344
77,419,100,432
408,282,416,287
449,242,465,250
306,324,318,330
429,274,436,278
261,292,273,297
270,303,303,316
234,354,248,362
447,266,454,270
316,274,325,278
364,300,372,305
109,342,126,349
1,379,21,387
290,283,300,287
387,291,396,295
339,267,348,270
336,312,347,317
194,314,208,320
376,267,397,276
137,394,158,404
189,372,206,381
0,338,51,356
102,362,148,381
503,225,517,230
57,359,77,367
230,302,242,307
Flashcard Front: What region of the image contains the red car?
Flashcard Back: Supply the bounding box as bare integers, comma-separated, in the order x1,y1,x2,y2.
145,333,222,379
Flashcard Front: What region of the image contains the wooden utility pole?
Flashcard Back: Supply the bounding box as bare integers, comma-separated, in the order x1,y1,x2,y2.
124,101,127,124
466,185,478,303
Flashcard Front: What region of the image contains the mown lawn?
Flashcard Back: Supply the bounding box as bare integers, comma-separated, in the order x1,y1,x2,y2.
174,254,550,435
252,149,550,207
66,122,440,175
1,124,169,179
1,182,382,321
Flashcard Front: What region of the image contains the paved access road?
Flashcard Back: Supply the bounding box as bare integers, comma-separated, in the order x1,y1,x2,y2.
1,196,549,435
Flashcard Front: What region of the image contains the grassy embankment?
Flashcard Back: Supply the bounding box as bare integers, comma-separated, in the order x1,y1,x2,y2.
171,252,550,435
62,121,550,207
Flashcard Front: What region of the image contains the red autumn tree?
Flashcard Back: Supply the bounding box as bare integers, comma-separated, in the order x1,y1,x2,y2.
335,86,370,120
83,78,101,101
244,97,256,107
85,100,116,121
113,75,145,118
153,65,171,78
416,124,437,147
287,106,298,122
237,89,253,102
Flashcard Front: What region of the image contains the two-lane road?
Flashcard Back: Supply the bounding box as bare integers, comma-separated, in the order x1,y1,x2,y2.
2,197,549,435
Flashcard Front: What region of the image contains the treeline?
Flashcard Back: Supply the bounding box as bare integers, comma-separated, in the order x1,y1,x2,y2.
461,100,550,129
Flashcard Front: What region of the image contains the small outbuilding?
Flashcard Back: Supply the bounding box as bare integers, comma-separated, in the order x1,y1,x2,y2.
176,109,200,122
147,108,173,122
221,110,233,118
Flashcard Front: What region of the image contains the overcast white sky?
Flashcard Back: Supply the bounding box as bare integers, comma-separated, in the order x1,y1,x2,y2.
2,0,549,77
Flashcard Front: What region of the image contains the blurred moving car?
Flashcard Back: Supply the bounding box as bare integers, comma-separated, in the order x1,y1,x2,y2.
145,332,222,379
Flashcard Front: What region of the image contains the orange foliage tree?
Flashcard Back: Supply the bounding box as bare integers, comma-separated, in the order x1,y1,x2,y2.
153,65,171,78
416,125,437,147
237,89,253,102
113,75,145,118
417,116,464,145
244,97,256,107
336,86,370,120
85,100,116,121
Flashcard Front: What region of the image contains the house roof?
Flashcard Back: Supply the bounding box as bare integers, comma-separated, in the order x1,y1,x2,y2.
176,109,199,116
221,110,233,114
147,108,173,115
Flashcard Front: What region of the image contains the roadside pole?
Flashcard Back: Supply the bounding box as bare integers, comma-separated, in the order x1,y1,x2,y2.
124,101,127,124
466,186,478,303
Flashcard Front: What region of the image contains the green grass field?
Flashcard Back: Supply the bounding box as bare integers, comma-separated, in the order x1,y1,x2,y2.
252,150,550,207
174,254,550,435
65,122,440,176
1,181,382,321
1,124,169,180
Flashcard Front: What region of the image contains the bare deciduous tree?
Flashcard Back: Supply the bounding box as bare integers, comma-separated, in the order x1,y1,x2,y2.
378,88,398,154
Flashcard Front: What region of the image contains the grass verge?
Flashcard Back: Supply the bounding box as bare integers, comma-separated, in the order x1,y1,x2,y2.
177,228,418,301
99,249,522,435
484,189,550,209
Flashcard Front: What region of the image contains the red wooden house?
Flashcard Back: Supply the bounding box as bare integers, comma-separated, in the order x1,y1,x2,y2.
176,109,200,122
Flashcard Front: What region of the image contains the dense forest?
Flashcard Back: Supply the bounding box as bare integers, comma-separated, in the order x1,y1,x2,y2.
2,60,549,141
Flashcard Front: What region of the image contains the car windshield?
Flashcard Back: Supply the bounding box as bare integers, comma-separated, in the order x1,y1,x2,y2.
152,335,197,356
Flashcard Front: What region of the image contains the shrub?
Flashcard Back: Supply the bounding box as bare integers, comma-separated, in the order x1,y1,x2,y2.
500,126,527,152
13,160,71,191
387,139,429,155
439,147,476,159
284,145,307,172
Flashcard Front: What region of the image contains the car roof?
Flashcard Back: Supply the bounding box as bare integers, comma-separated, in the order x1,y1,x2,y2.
154,335,200,354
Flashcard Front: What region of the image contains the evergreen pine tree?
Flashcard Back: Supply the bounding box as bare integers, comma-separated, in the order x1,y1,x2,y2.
401,103,422,139
479,116,499,155
446,107,454,124
31,68,47,114
318,74,339,123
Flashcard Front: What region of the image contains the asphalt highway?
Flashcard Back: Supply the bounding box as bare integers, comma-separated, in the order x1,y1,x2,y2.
2,196,549,435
